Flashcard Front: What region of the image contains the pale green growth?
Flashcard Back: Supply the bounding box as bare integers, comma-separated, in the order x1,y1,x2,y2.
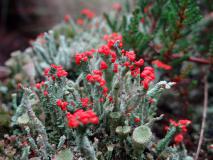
147,81,176,98
132,125,152,149
55,149,73,160
77,134,97,160
116,126,131,137
156,126,177,155
20,146,30,160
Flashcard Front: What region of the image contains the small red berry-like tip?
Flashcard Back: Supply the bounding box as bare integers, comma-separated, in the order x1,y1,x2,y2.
134,117,141,123
174,133,184,144
100,61,108,70
56,99,68,111
80,97,90,107
64,14,71,23
152,60,172,70
164,126,169,131
108,96,113,103
17,83,22,89
77,18,84,25
112,2,122,11
141,18,145,24
80,8,95,20
43,90,48,96
66,109,99,128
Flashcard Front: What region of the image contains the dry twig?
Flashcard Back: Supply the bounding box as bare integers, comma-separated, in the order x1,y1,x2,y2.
194,71,209,160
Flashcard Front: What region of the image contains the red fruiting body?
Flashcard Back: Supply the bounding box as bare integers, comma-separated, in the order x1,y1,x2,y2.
89,116,99,124
77,18,84,25
148,98,155,104
61,102,68,111
54,65,67,78
100,61,108,70
64,14,71,23
102,33,122,50
112,2,122,11
86,74,94,82
51,76,56,81
164,126,169,131
169,119,179,127
102,86,108,95
144,66,154,72
81,8,95,19
99,98,104,102
41,81,45,85
56,69,68,77
178,119,191,126
51,64,61,69
68,119,80,128
167,118,191,145
169,119,191,129
44,65,68,79
66,109,99,128
107,40,115,48
134,117,141,123
129,65,134,70
140,66,155,90
43,90,48,96
123,61,130,67
144,4,152,13
66,112,72,119
108,96,113,102
99,79,106,87
81,98,90,107
135,58,144,67
75,50,95,65
44,68,50,76
131,68,140,77
56,99,62,106
82,56,88,62
152,60,172,70
75,53,83,65
35,83,42,89
180,125,188,133
103,33,122,42
17,83,22,89
37,33,44,39
121,49,126,54
93,70,103,76
140,70,155,79
56,99,68,111
141,78,150,90
113,63,119,73
98,45,111,56
110,51,117,63
93,75,101,82
119,42,123,48
174,133,184,144
141,18,145,24
125,51,136,62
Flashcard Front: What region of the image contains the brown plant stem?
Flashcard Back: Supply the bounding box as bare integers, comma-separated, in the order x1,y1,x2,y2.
171,54,212,65
194,71,209,160
149,43,212,65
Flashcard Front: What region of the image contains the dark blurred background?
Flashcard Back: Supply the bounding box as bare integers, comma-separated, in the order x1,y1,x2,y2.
0,0,116,65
